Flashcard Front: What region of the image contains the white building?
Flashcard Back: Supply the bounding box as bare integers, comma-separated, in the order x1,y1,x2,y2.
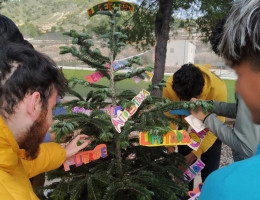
165,40,196,70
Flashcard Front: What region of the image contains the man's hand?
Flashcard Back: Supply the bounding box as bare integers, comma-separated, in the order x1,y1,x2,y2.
185,152,197,166
65,135,91,158
190,98,209,121
177,152,197,173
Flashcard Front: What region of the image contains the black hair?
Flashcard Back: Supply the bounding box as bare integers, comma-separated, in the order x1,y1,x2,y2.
210,18,226,56
0,14,33,48
172,64,205,101
0,43,68,117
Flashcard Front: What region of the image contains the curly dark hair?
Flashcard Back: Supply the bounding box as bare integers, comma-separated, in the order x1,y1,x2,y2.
172,64,205,101
0,43,68,117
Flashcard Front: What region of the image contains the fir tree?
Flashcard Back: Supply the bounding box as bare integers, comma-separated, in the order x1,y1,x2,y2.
39,6,214,200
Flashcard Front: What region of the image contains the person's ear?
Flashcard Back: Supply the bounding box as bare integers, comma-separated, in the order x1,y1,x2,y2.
26,92,42,120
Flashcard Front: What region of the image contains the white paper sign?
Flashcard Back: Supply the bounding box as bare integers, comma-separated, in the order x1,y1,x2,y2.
185,115,205,133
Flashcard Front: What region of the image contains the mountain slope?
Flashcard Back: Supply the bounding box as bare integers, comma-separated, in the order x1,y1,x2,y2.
1,0,102,33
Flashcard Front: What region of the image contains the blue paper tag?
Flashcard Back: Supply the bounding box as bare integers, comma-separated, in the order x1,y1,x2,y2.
169,109,190,116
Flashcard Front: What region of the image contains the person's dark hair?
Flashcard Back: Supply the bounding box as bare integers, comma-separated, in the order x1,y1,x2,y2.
219,0,260,69
172,64,205,101
0,14,33,48
0,43,68,117
210,18,226,55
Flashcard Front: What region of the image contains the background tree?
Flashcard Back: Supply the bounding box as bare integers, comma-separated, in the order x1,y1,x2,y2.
124,0,233,97
39,5,214,200
195,0,233,42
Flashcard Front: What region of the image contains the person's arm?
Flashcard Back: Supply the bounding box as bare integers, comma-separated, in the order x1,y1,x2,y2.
213,101,237,118
21,143,66,178
22,135,90,178
203,113,254,158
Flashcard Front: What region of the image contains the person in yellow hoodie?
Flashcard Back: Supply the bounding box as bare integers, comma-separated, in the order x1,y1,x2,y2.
163,63,227,191
0,43,91,200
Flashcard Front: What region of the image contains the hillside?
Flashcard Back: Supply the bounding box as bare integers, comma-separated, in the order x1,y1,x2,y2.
1,0,103,34
1,0,224,70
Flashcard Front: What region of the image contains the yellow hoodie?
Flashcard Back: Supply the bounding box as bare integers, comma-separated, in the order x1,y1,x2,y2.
0,117,66,200
163,64,227,158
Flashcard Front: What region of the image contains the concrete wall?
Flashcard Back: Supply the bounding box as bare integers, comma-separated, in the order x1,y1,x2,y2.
165,40,196,69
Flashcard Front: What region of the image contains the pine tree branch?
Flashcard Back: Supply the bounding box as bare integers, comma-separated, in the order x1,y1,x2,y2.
114,66,153,81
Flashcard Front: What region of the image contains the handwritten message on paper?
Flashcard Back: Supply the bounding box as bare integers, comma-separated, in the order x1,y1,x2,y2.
111,89,150,133
139,130,191,146
183,159,205,182
188,128,209,151
73,106,122,118
87,1,134,18
63,144,107,171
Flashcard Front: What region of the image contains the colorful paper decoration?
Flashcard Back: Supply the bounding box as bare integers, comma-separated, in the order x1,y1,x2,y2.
188,192,200,200
169,109,190,116
73,106,122,117
143,71,153,82
87,1,134,18
111,89,150,133
185,115,206,133
183,159,205,182
85,71,104,83
133,68,153,84
188,182,203,200
105,62,120,70
188,128,209,151
139,130,191,146
63,144,107,171
133,76,141,83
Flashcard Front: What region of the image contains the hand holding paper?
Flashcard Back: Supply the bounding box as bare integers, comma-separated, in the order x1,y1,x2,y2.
185,115,206,133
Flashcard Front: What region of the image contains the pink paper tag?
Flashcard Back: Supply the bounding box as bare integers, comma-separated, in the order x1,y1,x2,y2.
85,71,103,83
134,76,141,83
183,159,205,182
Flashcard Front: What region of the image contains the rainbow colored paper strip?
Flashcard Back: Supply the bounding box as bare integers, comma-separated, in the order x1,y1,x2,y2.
87,0,134,18
139,130,191,146
111,89,150,133
183,159,205,182
63,144,107,171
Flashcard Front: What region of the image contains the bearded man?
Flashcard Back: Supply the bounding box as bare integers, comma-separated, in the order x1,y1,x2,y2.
0,43,90,199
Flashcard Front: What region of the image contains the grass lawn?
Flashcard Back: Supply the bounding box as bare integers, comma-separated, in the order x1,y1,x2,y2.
63,69,236,103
